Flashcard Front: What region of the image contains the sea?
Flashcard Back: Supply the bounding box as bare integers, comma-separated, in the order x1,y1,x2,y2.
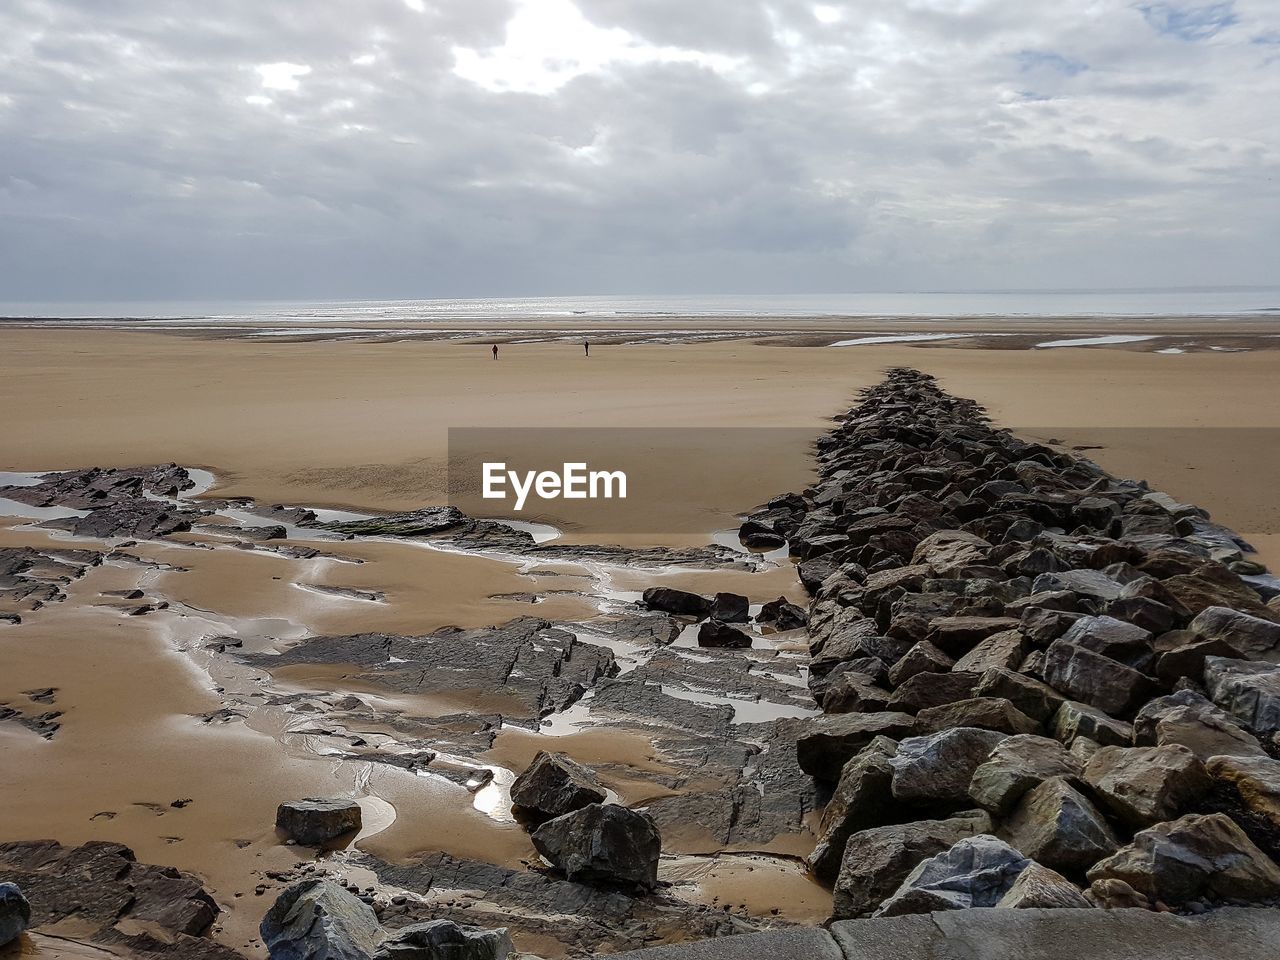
1,288,1278,324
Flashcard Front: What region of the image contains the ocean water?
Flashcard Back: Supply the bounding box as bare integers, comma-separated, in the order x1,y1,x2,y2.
1,287,1279,322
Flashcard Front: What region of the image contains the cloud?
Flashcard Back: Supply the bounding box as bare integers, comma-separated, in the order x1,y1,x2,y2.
0,0,1277,301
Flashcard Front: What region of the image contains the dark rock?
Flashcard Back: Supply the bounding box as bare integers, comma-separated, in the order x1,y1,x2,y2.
1133,690,1265,761
975,667,1065,723
1189,606,1280,658
531,803,662,891
952,630,1027,674
509,751,607,824
1083,744,1212,827
1162,563,1276,619
697,619,753,648
757,596,807,630
822,672,893,714
831,810,994,919
739,519,786,550
1205,755,1280,835
796,712,916,781
808,737,898,884
888,641,953,686
710,592,750,623
0,882,30,947
261,878,381,960
1155,636,1241,688
1042,640,1153,717
1103,596,1176,634
889,670,982,714
889,727,1008,804
914,698,1039,736
372,919,513,959
1059,616,1154,671
1051,700,1133,748
1033,569,1124,603
1020,607,1088,647
275,798,362,845
873,835,1030,917
926,616,1022,657
968,734,1083,815
1087,812,1280,906
1003,776,1118,874
1204,656,1280,734
642,587,711,619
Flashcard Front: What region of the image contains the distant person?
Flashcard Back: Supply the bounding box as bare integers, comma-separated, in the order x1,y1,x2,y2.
492,343,498,360
584,341,590,357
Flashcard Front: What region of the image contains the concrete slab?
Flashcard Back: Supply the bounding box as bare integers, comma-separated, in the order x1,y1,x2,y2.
601,927,843,960
829,907,1280,959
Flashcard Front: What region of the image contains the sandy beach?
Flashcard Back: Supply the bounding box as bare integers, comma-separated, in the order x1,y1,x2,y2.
2,324,1279,956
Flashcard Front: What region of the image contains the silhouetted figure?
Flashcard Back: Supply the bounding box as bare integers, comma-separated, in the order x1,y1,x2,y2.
492,344,499,360
584,341,590,357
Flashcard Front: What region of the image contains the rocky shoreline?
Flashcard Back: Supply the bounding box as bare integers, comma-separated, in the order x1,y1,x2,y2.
4,367,1280,958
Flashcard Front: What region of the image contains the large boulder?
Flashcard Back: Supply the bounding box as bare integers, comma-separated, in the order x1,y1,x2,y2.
952,630,1027,675
796,712,916,781
1003,777,1119,875
914,697,1039,736
995,861,1092,908
509,751,607,824
808,737,898,884
1204,657,1280,734
1082,744,1212,827
975,668,1065,723
275,799,362,846
1155,636,1241,687
913,530,991,577
1205,755,1280,833
1060,616,1153,671
1050,700,1133,748
1042,641,1153,717
1132,690,1265,761
642,587,710,619
968,734,1082,815
889,727,1008,804
531,803,661,891
889,671,982,714
888,641,954,686
1087,812,1280,906
873,835,1030,917
261,879,382,960
1190,606,1280,658
709,592,750,623
372,920,513,960
0,883,30,947
821,672,893,714
926,617,1022,657
831,811,994,919
757,596,807,630
1162,564,1275,619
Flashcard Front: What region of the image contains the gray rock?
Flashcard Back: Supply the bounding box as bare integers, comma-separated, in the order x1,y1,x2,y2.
1051,700,1133,748
952,630,1027,674
531,803,661,891
1060,616,1154,671
0,882,30,947
831,810,994,919
912,530,991,577
1204,657,1280,734
889,727,1008,804
796,712,916,781
914,697,1040,736
1156,636,1242,687
757,596,807,630
873,835,1030,917
887,641,953,686
1083,744,1212,827
975,667,1065,723
1021,607,1088,646
261,879,382,960
808,738,898,884
372,919,513,959
926,617,1022,657
1190,606,1280,658
1004,777,1119,874
509,751,607,824
1132,690,1265,761
968,734,1083,815
275,798,362,845
996,861,1092,908
888,670,981,714
822,672,893,714
1087,812,1280,906
1042,640,1153,717
1033,569,1124,603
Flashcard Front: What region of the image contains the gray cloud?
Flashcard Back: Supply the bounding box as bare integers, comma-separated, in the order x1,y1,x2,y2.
0,0,1277,301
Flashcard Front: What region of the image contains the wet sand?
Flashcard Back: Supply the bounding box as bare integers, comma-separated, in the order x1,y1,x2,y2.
2,325,1279,955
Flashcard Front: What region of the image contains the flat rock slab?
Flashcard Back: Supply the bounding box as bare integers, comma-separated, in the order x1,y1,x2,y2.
601,927,843,960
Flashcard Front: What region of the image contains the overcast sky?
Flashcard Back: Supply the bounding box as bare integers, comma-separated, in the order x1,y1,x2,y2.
1,0,1277,301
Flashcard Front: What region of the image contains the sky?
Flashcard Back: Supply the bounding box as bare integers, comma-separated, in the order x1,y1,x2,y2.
1,0,1277,301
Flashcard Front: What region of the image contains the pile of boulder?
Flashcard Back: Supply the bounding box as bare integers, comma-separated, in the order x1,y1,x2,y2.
738,368,1280,919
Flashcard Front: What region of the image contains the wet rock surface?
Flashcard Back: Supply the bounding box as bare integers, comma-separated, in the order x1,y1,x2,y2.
275,798,363,846
746,369,1280,922
531,803,663,891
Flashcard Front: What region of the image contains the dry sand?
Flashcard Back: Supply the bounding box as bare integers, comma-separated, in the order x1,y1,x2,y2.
2,325,1279,956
